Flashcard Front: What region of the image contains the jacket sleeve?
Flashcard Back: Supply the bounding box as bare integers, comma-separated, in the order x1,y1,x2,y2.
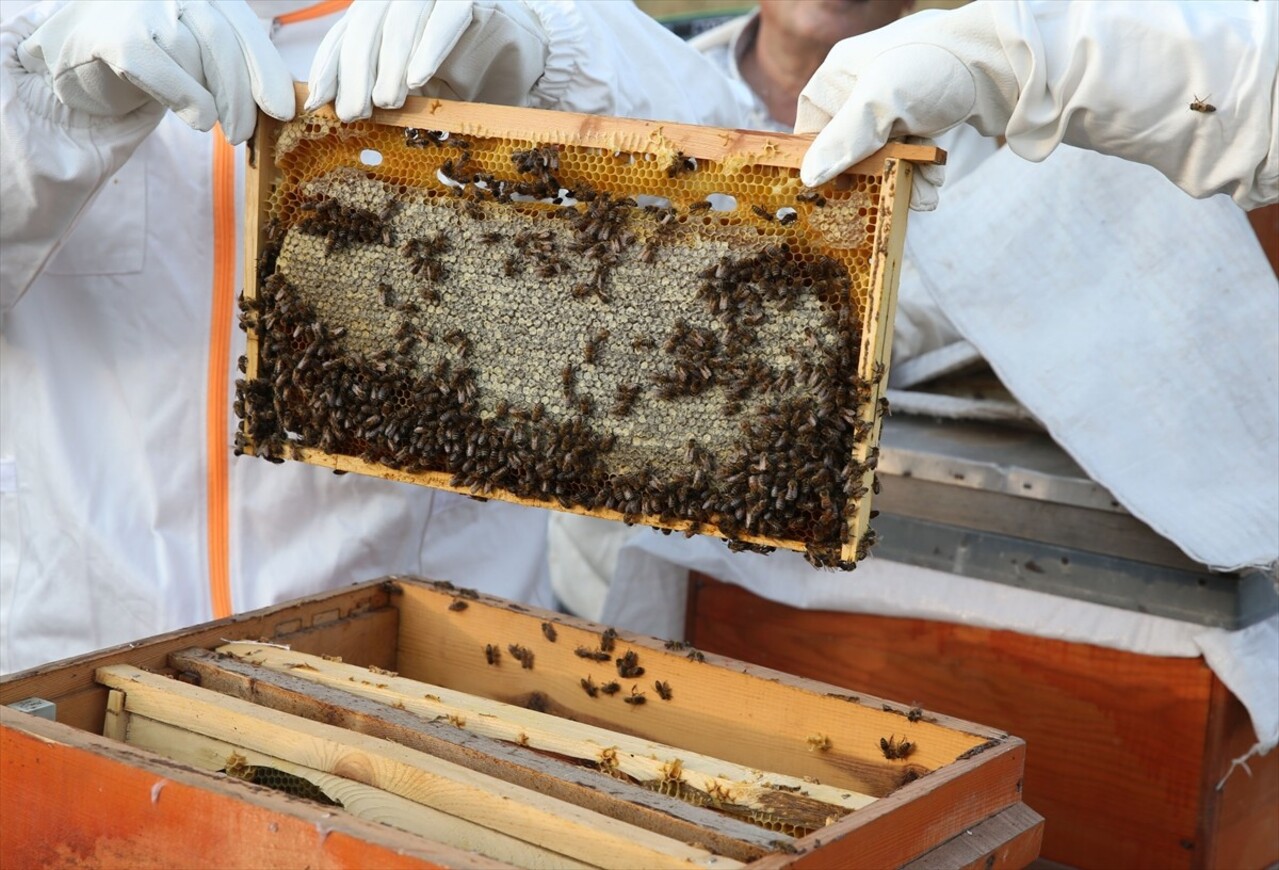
525,1,753,127
0,1,163,314
994,0,1277,210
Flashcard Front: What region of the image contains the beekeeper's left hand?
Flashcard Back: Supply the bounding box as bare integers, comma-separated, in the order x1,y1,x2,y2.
306,0,549,121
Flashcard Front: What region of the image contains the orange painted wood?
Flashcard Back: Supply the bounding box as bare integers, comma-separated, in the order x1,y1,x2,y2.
0,710,508,870
1199,675,1279,868
1246,202,1278,278
686,574,1277,870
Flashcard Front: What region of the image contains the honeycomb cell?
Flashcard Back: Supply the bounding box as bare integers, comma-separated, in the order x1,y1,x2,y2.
242,108,902,568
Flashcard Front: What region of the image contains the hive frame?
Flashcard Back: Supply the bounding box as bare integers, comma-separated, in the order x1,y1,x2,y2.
243,85,942,565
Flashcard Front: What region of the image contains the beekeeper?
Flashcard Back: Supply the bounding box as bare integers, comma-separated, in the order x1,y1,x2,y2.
0,0,752,674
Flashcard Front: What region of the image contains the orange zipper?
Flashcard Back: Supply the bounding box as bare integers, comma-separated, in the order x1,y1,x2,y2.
205,0,353,620
207,130,236,620
276,0,351,27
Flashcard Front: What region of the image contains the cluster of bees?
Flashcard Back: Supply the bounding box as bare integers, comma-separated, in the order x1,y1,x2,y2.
239,122,887,568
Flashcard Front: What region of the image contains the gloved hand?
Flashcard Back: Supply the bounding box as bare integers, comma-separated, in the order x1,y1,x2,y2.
306,0,550,121
796,1,1277,211
15,0,295,144
794,4,1013,209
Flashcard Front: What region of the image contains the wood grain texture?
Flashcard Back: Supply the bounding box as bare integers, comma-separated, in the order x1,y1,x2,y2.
290,84,946,176
170,645,777,861
122,714,594,870
902,803,1044,870
0,581,397,734
687,574,1277,869
0,708,505,870
390,580,996,796
96,665,740,870
1199,675,1279,869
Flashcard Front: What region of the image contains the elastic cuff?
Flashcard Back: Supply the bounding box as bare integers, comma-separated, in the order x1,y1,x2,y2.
2,8,163,133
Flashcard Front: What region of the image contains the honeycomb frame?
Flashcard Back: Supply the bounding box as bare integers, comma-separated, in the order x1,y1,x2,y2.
240,85,942,567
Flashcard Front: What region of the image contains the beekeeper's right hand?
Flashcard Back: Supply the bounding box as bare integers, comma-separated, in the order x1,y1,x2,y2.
15,0,295,144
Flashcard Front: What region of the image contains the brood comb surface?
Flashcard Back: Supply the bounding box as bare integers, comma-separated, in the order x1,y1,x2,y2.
239,101,912,567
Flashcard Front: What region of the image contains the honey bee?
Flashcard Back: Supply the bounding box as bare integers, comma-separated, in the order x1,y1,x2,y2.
541,622,558,642
665,152,697,177
654,680,672,701
484,644,501,665
686,649,705,663
600,627,618,652
751,204,775,222
600,681,622,696
624,686,647,705
448,598,468,612
879,735,915,760
907,707,924,723
796,189,827,207
687,200,713,213
1189,94,1216,113
616,650,644,679
508,644,535,670
575,646,612,662
580,676,599,697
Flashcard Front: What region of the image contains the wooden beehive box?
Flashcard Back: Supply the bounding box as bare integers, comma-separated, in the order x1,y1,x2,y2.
237,87,942,568
1,578,1040,869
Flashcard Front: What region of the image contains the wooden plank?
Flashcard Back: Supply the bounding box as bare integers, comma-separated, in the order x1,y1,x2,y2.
843,156,912,559
1198,675,1279,869
292,84,946,176
900,803,1043,870
218,642,873,824
0,708,506,870
123,714,595,870
686,574,1220,869
391,580,999,797
758,740,1026,870
171,646,776,861
96,664,744,870
0,580,396,734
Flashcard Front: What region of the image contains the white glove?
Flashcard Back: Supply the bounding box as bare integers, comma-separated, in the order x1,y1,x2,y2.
15,0,294,145
306,0,549,121
796,1,1278,211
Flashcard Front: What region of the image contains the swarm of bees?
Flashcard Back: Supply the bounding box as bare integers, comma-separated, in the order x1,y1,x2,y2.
239,116,893,569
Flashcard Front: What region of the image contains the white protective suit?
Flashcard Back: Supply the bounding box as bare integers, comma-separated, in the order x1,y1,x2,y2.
588,1,1279,752
0,0,753,674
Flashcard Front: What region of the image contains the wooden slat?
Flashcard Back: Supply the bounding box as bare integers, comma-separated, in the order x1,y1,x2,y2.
96,665,743,870
218,642,873,822
170,646,776,861
843,156,912,559
0,581,396,734
123,714,595,870
0,708,505,870
391,580,997,796
291,83,946,176
901,803,1044,870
